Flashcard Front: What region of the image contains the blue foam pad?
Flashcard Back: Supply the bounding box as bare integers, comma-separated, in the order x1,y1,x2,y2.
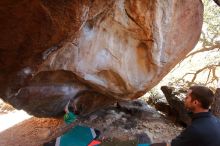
58,125,97,146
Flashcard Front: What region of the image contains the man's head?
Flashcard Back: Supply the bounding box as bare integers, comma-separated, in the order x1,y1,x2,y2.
184,86,214,112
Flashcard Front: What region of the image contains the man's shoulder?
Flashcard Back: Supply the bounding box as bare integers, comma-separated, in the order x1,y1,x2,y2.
193,115,220,126
211,115,220,122
191,115,220,135
193,113,220,123
211,115,220,129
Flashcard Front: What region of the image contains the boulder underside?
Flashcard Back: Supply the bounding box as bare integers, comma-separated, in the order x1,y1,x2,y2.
0,0,203,117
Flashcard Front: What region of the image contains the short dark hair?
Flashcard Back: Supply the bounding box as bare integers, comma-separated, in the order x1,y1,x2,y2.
189,86,214,109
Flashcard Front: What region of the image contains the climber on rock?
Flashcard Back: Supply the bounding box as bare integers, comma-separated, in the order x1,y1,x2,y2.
63,100,78,124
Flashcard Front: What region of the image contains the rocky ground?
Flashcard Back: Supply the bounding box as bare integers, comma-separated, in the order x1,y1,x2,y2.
0,99,183,146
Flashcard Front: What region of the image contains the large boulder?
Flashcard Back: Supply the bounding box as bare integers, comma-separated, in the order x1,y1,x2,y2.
0,0,203,117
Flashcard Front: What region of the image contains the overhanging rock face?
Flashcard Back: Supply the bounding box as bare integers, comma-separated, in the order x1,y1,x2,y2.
0,0,203,117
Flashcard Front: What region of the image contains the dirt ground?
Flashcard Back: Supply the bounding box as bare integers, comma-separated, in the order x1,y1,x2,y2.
0,100,183,146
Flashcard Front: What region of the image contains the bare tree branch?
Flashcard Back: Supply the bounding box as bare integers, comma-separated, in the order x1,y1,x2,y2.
187,65,220,86
186,44,220,58
175,65,220,87
205,69,212,84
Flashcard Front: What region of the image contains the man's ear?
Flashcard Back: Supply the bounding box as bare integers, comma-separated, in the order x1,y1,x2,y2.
194,100,197,104
193,100,199,105
194,100,201,106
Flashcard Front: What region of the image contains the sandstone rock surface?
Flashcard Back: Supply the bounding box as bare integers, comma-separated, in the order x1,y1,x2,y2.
0,0,203,116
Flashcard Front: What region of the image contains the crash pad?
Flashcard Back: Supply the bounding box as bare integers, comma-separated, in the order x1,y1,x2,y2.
44,125,100,146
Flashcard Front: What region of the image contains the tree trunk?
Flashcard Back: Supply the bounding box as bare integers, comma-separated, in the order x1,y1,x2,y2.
211,86,220,119
161,86,191,126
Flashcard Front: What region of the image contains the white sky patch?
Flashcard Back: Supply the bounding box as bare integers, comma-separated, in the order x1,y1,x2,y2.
218,81,220,88
0,110,32,132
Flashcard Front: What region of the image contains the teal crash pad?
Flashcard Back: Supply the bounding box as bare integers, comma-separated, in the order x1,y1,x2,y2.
57,125,98,146
138,144,150,146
